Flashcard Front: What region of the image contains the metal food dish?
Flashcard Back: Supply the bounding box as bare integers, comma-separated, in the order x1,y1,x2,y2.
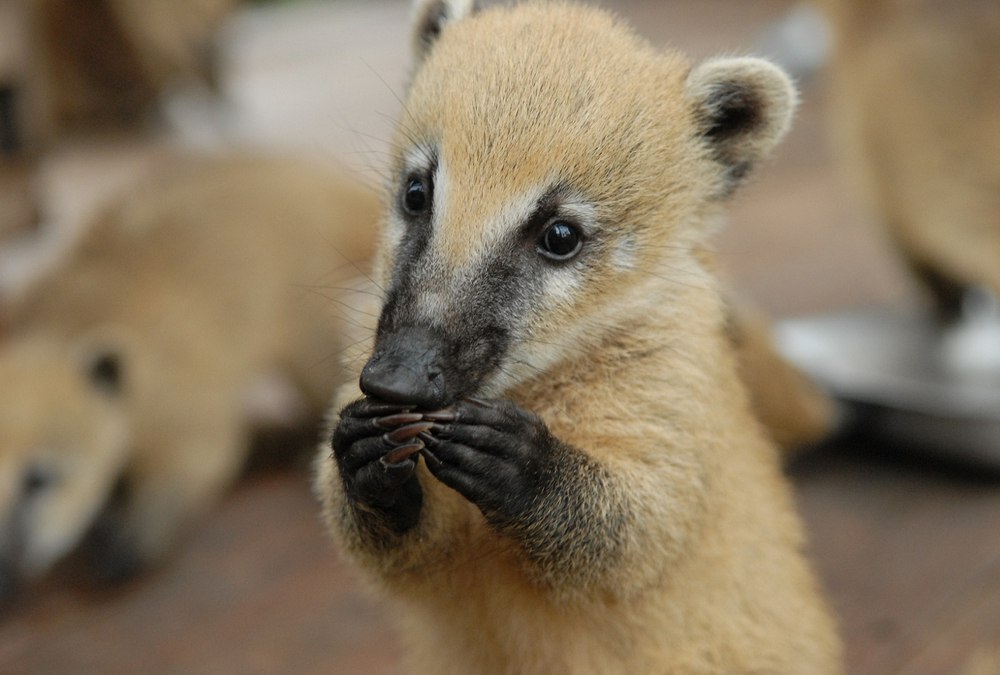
777,306,1000,466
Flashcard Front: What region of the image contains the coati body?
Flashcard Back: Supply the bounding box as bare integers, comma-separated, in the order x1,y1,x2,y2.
728,298,837,451
821,0,1000,318
315,1,841,672
2,155,377,583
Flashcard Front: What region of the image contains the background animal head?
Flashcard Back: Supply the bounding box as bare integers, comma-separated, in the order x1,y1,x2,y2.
0,332,130,599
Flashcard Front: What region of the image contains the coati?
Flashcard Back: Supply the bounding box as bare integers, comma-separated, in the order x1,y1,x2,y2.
0,334,129,597
1,155,378,585
727,298,838,451
820,0,1000,321
315,1,841,672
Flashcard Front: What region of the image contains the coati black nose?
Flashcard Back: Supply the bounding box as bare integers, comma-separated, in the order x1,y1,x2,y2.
360,325,450,409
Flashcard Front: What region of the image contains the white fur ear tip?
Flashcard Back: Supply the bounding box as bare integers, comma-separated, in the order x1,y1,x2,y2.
690,56,798,106
690,55,799,140
411,0,479,60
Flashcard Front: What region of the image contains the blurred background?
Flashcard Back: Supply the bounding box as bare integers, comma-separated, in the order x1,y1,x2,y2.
0,0,998,673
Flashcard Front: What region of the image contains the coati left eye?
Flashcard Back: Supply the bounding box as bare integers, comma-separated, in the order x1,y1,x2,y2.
538,221,583,261
403,176,432,215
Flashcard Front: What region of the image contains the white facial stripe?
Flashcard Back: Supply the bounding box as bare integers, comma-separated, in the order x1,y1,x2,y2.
402,145,436,177
612,233,638,271
431,159,450,240
542,263,584,302
466,181,600,269
556,200,599,236
495,182,552,236
385,212,405,251
415,287,450,326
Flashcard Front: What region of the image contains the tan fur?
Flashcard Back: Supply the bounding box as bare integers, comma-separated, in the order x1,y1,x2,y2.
315,2,841,672
728,299,839,451
4,155,377,573
963,647,1000,675
821,0,1000,307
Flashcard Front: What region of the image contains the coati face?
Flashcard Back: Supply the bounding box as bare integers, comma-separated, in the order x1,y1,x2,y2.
360,0,796,408
0,335,129,598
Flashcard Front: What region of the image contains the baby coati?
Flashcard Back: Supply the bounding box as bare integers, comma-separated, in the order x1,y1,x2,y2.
1,155,377,588
315,1,841,672
0,334,129,599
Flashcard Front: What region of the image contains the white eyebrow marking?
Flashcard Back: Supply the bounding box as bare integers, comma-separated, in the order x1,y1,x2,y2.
555,199,599,236
432,160,450,239
494,182,551,235
402,145,436,177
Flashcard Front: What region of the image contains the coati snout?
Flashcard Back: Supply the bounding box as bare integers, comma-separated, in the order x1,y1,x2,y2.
360,322,508,409
360,325,450,408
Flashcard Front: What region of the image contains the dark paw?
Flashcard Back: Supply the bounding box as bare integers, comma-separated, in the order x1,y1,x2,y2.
331,398,430,534
418,398,557,527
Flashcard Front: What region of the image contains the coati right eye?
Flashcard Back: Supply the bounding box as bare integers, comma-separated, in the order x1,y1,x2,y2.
538,221,583,261
403,176,432,215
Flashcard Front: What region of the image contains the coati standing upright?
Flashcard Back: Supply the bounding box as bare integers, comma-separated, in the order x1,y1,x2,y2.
315,1,841,672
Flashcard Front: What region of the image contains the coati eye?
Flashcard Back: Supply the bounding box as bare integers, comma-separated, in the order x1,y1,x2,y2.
538,221,583,261
403,175,433,216
23,466,55,497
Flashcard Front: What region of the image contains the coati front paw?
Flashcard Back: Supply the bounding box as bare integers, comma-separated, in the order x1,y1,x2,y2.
419,399,558,529
331,398,430,534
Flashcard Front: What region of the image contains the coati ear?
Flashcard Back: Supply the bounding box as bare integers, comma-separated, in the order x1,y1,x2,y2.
685,57,798,193
411,0,480,63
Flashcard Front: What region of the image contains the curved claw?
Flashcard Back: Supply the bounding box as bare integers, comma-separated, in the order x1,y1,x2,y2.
356,401,416,417
421,409,457,422
464,397,494,408
384,422,436,444
381,441,425,466
374,412,426,429
417,431,443,468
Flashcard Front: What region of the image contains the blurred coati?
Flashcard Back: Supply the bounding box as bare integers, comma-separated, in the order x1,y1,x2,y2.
315,1,841,672
820,0,1000,320
0,334,129,598
0,155,378,588
14,0,239,150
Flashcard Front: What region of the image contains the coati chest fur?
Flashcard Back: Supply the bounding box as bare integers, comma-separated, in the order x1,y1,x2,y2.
315,1,841,672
